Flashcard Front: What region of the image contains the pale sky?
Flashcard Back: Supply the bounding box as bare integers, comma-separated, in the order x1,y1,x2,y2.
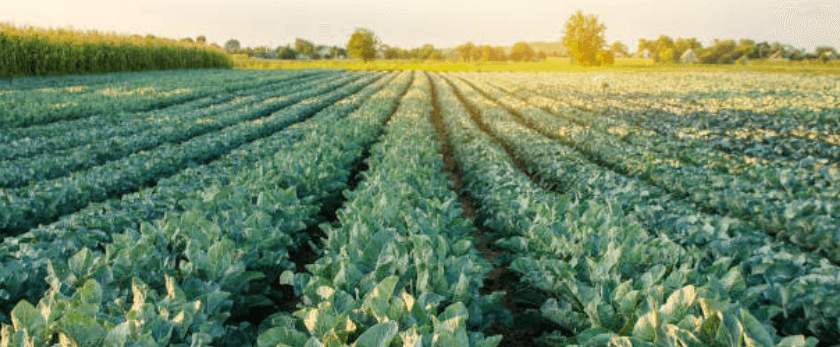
2,0,839,52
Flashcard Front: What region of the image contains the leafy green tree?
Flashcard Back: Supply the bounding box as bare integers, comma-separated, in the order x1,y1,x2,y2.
596,50,614,65
699,39,737,64
224,39,241,53
196,35,207,44
562,10,607,66
493,47,508,61
510,42,536,61
652,35,675,62
637,38,654,55
295,38,315,58
455,42,475,62
347,28,377,62
276,46,297,59
659,47,675,62
816,46,837,57
382,45,400,59
737,39,757,59
674,37,701,58
538,50,548,60
479,45,493,61
416,44,434,59
328,46,346,59
754,41,772,59
609,41,628,56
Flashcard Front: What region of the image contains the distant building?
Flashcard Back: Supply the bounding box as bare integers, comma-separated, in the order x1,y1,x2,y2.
680,49,699,64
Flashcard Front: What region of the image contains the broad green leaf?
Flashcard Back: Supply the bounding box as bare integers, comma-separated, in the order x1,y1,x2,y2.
257,327,309,347
660,285,696,319
740,309,774,347
56,311,107,347
633,310,659,342
10,300,45,337
362,276,399,322
352,321,398,347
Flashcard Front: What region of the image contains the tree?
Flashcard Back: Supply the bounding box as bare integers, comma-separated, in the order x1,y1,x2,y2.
652,35,675,62
637,38,654,57
596,50,614,65
493,47,508,61
295,38,315,58
755,41,772,59
674,37,701,58
224,39,241,53
562,9,607,66
659,47,675,62
510,42,536,61
382,45,400,59
196,35,207,44
347,28,378,62
455,42,476,62
609,41,628,56
538,50,548,60
328,46,346,59
276,46,297,59
737,39,757,59
180,37,194,44
815,46,837,56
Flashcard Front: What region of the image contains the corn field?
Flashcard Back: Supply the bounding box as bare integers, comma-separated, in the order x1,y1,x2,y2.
0,23,232,78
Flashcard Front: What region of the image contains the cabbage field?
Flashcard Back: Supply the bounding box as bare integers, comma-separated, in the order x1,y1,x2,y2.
0,69,838,346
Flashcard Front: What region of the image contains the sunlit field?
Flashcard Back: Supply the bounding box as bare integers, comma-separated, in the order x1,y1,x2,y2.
2,68,839,346
233,55,840,74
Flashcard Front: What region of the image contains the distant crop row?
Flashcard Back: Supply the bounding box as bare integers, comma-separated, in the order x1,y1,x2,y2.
0,23,232,78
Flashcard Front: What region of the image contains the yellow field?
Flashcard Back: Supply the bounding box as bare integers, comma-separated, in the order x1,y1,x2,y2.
233,55,840,74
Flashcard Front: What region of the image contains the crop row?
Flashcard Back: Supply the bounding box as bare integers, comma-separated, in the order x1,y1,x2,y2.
0,70,332,161
445,73,840,344
0,71,372,236
259,72,507,347
0,71,345,187
0,71,414,346
0,71,398,324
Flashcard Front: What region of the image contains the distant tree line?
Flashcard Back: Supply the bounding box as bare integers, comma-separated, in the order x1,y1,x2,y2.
223,19,839,66
224,28,447,62
636,35,839,63
223,38,348,60
451,42,548,62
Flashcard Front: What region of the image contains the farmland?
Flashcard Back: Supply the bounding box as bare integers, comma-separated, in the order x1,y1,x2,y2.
1,69,838,347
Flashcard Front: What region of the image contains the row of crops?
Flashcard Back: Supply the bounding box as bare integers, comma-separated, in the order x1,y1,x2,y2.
0,23,232,78
1,69,838,346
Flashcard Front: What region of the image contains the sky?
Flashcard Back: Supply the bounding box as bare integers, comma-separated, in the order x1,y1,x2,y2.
2,0,839,52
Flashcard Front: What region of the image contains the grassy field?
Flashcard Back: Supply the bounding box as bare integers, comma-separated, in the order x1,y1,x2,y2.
234,54,840,74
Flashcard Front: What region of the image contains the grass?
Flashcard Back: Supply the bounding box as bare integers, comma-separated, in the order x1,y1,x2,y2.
233,55,840,75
